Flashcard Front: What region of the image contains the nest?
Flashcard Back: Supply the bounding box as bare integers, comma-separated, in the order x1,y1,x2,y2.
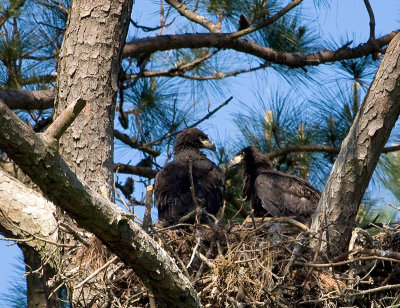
72,218,400,307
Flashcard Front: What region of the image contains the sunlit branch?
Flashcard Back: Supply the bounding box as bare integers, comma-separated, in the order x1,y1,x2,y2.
165,0,221,33
45,98,86,141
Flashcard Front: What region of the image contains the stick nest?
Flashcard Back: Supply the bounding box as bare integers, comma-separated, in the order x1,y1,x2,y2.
73,219,400,307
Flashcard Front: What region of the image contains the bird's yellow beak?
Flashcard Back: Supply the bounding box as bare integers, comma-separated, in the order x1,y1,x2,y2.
227,154,244,168
201,138,216,151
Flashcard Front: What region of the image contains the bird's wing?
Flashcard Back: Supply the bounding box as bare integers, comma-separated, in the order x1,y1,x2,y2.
192,158,225,215
154,160,193,221
254,171,320,220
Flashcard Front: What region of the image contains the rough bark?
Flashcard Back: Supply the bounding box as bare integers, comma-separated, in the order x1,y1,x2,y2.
55,0,132,200
310,33,400,257
0,169,58,259
0,100,200,307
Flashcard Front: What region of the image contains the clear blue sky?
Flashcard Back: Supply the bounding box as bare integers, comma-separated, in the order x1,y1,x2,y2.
1,0,399,303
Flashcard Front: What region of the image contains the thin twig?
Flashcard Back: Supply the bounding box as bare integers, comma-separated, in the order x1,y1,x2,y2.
187,237,201,268
363,0,376,41
74,256,118,289
142,185,153,232
144,96,232,147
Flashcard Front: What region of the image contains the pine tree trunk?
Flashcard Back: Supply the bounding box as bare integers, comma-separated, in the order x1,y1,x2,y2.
55,0,132,200
54,0,132,305
310,33,400,257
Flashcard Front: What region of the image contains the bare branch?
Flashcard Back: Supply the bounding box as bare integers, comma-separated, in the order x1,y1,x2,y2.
114,130,160,156
363,0,376,41
44,98,86,141
114,163,158,178
229,0,303,40
265,144,400,160
0,88,55,110
144,96,232,147
126,62,270,80
123,31,399,68
165,0,220,33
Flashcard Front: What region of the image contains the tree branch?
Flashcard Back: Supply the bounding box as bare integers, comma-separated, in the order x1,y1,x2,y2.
44,98,86,141
114,163,158,178
0,88,55,110
123,31,399,68
229,0,303,39
144,96,232,147
310,33,400,257
0,100,199,308
114,130,160,156
266,144,400,160
165,0,220,33
363,0,376,41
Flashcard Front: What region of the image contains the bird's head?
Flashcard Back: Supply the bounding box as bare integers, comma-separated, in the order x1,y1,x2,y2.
227,146,272,170
174,128,216,153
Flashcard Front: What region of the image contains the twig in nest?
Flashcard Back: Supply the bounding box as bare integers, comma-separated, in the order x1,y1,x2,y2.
59,221,90,247
187,237,201,268
74,256,118,289
188,160,201,224
196,251,214,268
142,185,153,232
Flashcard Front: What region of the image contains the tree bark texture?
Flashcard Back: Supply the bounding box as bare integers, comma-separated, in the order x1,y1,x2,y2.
0,101,200,307
310,33,400,257
0,169,58,259
56,0,132,200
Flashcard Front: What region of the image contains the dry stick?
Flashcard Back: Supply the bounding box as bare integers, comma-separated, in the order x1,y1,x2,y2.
304,198,327,283
301,283,400,305
144,96,232,147
228,0,303,40
142,185,153,232
187,237,201,268
58,221,90,247
44,98,86,141
363,0,376,41
188,160,201,224
74,256,118,289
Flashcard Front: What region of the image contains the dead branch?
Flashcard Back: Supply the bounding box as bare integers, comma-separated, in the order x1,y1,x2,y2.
44,98,86,141
145,96,232,147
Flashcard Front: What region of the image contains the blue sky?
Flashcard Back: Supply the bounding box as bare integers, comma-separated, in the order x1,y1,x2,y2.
1,0,400,303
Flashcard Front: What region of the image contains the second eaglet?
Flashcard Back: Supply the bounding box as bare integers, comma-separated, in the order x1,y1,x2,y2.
154,128,224,223
228,145,320,225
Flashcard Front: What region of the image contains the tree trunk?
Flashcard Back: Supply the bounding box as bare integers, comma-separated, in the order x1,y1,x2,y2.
22,247,58,308
55,0,132,200
310,33,400,257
